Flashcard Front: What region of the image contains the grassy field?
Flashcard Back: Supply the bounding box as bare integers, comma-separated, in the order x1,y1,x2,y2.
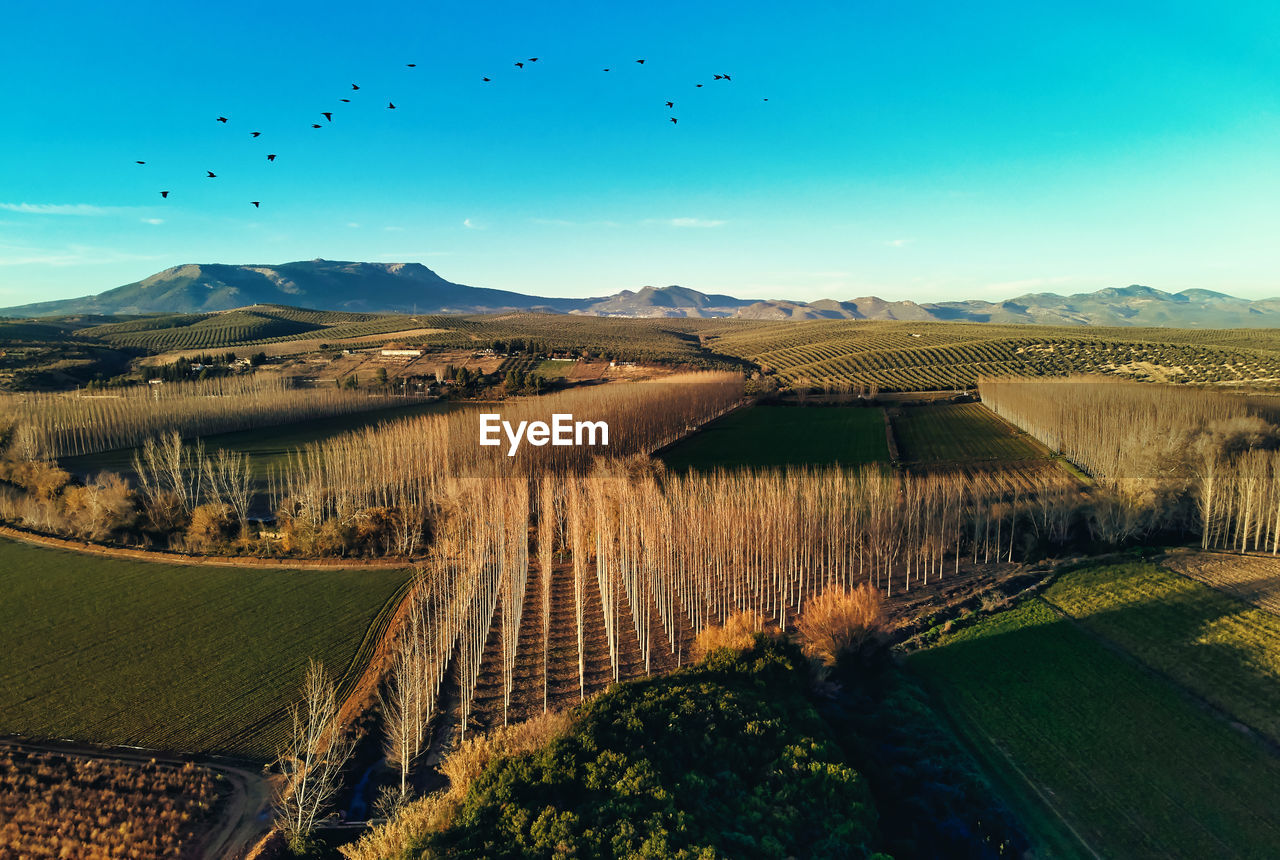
0,538,411,759
1041,560,1280,744
911,596,1280,858
60,398,457,477
659,405,889,470
891,402,1048,464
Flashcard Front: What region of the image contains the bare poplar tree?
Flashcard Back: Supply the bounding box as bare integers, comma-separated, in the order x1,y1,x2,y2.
272,660,355,846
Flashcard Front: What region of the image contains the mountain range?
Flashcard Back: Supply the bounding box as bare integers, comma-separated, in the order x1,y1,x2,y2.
4,259,1280,328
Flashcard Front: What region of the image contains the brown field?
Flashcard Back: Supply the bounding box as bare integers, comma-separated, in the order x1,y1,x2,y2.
1163,549,1280,616
0,743,226,859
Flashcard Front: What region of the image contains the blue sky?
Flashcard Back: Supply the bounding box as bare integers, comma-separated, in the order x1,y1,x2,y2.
2,0,1278,306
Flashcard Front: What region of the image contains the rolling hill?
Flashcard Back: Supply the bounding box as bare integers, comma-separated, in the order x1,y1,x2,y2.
4,260,1280,328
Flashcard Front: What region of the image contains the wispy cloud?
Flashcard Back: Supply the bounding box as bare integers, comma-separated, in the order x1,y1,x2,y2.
646,217,726,228
0,243,163,267
462,218,485,230
140,217,165,225
346,222,361,228
0,202,123,216
530,217,622,228
884,238,913,248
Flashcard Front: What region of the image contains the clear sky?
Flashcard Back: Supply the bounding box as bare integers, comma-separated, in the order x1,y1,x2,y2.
2,0,1278,306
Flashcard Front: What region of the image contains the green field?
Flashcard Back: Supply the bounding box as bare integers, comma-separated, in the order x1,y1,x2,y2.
659,405,889,470
891,402,1047,464
1042,561,1280,744
60,399,458,477
0,538,410,759
911,568,1280,858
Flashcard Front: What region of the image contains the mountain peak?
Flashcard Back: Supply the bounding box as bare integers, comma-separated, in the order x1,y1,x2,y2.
3,264,1279,328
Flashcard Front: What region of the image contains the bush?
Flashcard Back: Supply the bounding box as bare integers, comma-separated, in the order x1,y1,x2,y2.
691,610,769,660
794,584,887,669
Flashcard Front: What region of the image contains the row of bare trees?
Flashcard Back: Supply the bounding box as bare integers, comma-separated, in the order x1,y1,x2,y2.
3,376,402,459
269,374,744,556
980,376,1280,549
370,461,1087,796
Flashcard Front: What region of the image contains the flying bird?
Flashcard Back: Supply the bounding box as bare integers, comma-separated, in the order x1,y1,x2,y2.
515,61,524,68
160,191,169,198
722,74,731,81
251,131,261,137
670,117,677,124
216,116,228,123
406,63,416,67
267,154,277,161
665,101,673,108
340,98,351,102
135,160,145,164
695,83,703,87
635,59,645,64
206,171,216,177
528,57,538,62
312,123,322,128
763,98,768,101
482,76,491,81
352,83,360,90
322,112,332,121
387,102,396,109
602,68,610,72
251,201,260,208
713,75,723,80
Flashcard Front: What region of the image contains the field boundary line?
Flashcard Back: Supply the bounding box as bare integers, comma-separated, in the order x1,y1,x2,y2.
0,523,415,570
915,674,1102,860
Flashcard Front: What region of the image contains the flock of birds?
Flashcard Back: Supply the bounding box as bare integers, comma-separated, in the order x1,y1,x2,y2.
134,57,765,209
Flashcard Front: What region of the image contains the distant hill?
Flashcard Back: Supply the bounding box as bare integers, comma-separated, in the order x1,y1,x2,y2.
4,260,1280,327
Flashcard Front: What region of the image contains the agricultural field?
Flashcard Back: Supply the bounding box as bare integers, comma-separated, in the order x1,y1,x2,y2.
0,538,411,759
890,402,1049,464
1163,549,1280,616
1041,560,1280,745
910,595,1280,858
0,743,226,858
659,404,890,470
704,319,1280,390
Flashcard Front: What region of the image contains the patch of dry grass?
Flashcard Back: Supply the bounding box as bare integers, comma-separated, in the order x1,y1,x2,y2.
794,584,887,668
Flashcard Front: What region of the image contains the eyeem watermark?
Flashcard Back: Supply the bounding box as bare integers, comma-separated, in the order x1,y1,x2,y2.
480,413,609,456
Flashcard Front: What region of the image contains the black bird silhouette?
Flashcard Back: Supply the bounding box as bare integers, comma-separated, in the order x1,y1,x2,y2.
528,57,538,62
340,98,351,102
636,59,645,64
251,131,261,137
251,201,260,208
482,76,491,81
515,62,524,68
267,154,277,161
312,123,322,128
670,117,677,124
406,63,416,67
387,102,396,109
206,171,216,177
722,74,732,81
603,68,610,71
714,75,723,80
665,101,673,108
135,160,145,164
352,84,360,90
160,191,169,198
322,112,332,121
695,83,703,87
763,98,768,101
